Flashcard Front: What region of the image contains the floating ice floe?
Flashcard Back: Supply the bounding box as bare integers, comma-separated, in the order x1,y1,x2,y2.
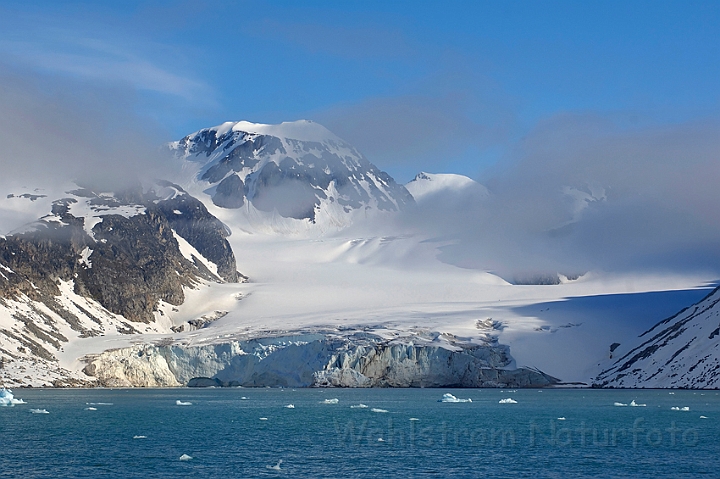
439,393,472,403
409,418,420,421
84,407,97,411
629,400,646,407
133,435,147,439
0,389,26,406
350,404,368,409
266,459,283,470
557,417,566,421
30,409,49,414
498,398,517,404
259,417,268,421
176,400,192,406
179,454,193,461
285,404,295,409
86,402,113,406
671,407,690,411
371,408,389,413
700,416,709,419
241,397,248,400
613,402,628,407
320,398,339,404
377,438,385,442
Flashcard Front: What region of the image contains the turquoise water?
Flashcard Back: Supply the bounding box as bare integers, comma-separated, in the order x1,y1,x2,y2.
1,388,718,478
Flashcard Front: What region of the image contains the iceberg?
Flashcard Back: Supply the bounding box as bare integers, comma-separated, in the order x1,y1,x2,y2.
320,398,339,404
285,404,295,409
266,459,283,471
0,389,25,406
30,409,49,414
371,408,388,413
629,400,646,407
498,398,517,404
179,454,193,461
176,400,192,406
613,402,628,407
671,406,690,411
350,404,369,409
439,393,472,403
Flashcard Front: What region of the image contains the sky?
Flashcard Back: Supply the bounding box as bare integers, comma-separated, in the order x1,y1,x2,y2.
1,1,718,182
0,1,719,277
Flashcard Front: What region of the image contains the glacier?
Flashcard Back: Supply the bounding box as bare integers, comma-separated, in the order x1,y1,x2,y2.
82,332,557,388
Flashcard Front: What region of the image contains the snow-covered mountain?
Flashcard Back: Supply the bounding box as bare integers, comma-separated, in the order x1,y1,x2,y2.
0,181,241,386
594,286,720,388
1,118,717,390
170,120,414,233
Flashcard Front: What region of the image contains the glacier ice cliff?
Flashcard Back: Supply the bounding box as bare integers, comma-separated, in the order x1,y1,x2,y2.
82,332,558,388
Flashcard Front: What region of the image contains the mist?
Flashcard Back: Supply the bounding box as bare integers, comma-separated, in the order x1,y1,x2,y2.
390,113,720,280
0,65,176,193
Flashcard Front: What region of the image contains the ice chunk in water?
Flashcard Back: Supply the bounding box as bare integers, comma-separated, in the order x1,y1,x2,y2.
613,402,628,407
176,400,192,406
30,409,49,414
320,398,339,404
179,454,193,461
371,408,388,413
498,398,517,404
285,404,295,409
630,400,646,407
350,404,368,409
0,389,25,406
266,459,283,470
439,393,472,403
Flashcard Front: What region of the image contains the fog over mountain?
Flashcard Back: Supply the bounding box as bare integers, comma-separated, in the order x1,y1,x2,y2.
2,65,720,282
383,114,720,280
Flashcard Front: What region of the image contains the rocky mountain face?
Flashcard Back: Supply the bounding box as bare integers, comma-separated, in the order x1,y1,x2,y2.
594,286,720,388
83,331,558,388
170,120,414,226
0,181,240,386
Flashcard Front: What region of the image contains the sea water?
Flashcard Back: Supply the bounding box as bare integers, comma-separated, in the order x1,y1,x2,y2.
1,388,718,478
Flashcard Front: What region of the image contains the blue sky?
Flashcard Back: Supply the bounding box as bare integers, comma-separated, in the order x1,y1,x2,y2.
0,0,718,183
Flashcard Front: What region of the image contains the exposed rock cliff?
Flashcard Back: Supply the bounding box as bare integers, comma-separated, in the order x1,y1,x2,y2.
82,332,558,388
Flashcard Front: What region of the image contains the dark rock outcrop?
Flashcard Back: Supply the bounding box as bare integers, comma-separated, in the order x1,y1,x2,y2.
0,182,241,324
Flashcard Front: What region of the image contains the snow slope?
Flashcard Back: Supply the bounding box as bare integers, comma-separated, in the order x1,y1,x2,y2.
594,286,720,388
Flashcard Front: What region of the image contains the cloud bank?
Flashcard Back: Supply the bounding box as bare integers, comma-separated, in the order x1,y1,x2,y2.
391,113,720,279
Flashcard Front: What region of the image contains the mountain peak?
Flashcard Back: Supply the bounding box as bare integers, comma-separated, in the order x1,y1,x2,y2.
171,119,414,231
405,172,486,202
212,120,341,143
